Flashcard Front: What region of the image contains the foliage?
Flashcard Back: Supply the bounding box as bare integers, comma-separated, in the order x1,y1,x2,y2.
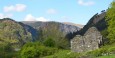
0,43,12,52
39,22,69,49
0,18,32,48
106,1,115,43
43,37,55,47
84,43,115,57
97,54,115,58
101,29,108,38
0,43,19,58
20,42,59,58
43,50,81,58
85,49,106,57
100,29,109,45
43,43,115,58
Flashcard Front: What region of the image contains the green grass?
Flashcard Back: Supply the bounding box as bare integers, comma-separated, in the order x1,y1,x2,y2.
43,43,115,58
97,54,115,58
43,50,81,58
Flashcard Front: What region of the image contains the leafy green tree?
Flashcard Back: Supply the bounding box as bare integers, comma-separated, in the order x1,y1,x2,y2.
0,43,15,58
39,22,69,49
20,42,41,58
106,1,115,43
20,42,58,58
43,37,55,47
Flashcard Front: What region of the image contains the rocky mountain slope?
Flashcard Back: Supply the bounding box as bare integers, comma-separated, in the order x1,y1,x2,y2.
77,11,107,36
0,11,107,49
63,22,84,28
22,21,81,39
0,18,81,49
0,18,33,48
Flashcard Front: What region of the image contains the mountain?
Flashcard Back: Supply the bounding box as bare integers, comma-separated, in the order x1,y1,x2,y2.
18,22,38,41
63,22,84,28
77,11,107,36
0,18,33,48
22,21,81,39
0,11,107,49
0,18,81,48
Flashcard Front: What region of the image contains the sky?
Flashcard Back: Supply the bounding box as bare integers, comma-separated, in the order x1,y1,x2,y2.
0,0,113,25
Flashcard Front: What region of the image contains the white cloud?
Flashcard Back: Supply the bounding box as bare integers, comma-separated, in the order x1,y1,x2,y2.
37,17,49,21
24,14,49,22
78,0,95,6
46,9,57,14
4,5,14,12
24,14,36,21
0,13,4,19
15,4,26,12
0,13,13,19
3,4,26,12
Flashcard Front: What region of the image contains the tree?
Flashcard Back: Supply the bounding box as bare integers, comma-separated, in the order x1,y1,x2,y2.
39,22,69,49
106,1,115,43
0,43,13,58
20,42,58,58
43,37,55,47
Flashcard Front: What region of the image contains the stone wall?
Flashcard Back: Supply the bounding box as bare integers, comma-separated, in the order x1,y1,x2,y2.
71,27,103,53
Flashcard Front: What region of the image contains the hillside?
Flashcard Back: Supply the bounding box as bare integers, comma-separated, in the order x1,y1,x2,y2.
22,21,81,39
0,18,33,49
0,18,82,49
0,11,114,58
63,22,84,28
77,11,107,36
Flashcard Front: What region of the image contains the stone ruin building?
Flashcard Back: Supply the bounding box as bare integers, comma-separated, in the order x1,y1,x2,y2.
71,27,103,53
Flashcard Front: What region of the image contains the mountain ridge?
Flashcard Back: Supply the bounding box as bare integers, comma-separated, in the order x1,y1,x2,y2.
0,18,82,49
77,11,107,35
22,21,81,39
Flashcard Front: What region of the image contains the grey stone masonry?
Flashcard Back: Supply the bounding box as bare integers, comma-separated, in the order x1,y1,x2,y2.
71,27,103,53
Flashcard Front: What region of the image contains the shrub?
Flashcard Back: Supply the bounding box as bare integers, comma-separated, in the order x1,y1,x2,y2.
39,23,70,49
43,38,55,47
20,42,59,58
86,49,102,57
43,50,81,58
106,1,115,43
0,43,18,58
107,46,115,54
84,43,115,57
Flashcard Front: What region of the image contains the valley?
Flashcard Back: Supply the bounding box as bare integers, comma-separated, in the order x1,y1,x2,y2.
0,0,115,58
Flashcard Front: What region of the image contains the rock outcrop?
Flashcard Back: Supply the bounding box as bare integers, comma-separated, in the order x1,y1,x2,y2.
71,27,103,53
